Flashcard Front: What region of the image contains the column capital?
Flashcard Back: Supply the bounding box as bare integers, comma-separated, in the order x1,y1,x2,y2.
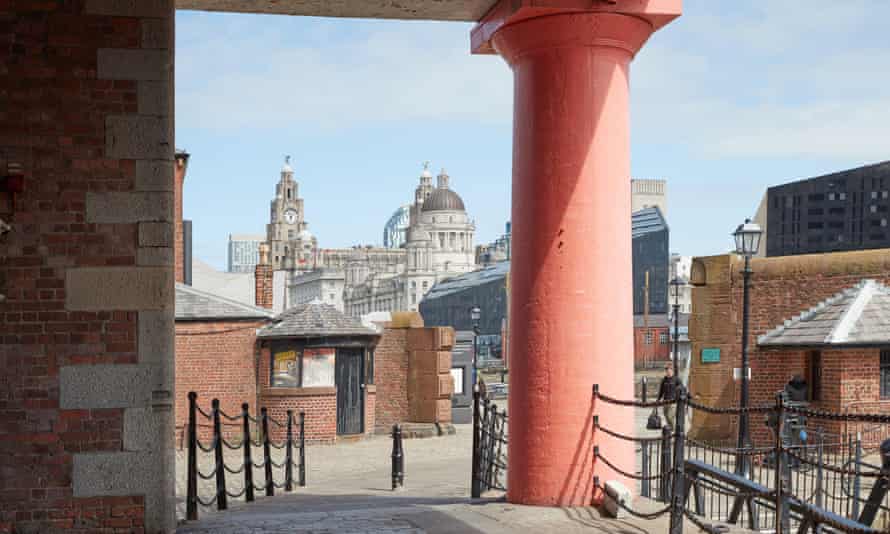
471,0,681,55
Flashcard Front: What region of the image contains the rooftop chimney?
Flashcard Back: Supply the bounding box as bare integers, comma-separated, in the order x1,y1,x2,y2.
174,150,190,284
255,243,273,309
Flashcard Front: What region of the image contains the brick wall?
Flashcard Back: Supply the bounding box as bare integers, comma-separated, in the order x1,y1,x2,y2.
689,250,890,442
633,325,671,366
260,389,337,443
174,320,264,443
0,1,175,532
374,328,410,431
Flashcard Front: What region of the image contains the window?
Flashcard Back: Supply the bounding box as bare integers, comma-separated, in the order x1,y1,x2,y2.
271,348,336,388
422,281,428,291
644,331,653,345
881,350,890,399
365,349,375,385
329,293,335,301
288,230,294,239
451,367,464,395
411,293,416,304
659,332,668,344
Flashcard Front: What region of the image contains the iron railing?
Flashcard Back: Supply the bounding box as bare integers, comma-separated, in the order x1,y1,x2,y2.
185,392,306,521
595,383,890,533
471,384,508,497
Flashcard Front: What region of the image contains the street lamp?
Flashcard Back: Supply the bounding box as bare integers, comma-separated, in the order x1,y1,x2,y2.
669,275,686,382
733,218,763,460
470,306,482,388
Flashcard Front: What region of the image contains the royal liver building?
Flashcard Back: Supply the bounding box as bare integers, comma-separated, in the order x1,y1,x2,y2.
269,160,477,315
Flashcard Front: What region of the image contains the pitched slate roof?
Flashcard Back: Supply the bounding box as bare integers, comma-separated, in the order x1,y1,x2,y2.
758,279,890,348
423,261,510,301
257,300,378,339
175,283,275,321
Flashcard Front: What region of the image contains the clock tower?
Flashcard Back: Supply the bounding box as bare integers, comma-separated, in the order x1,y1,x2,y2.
266,156,317,272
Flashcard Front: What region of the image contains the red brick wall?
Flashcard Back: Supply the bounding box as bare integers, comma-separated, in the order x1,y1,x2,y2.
374,328,410,432
0,2,166,531
689,251,890,442
633,325,671,366
260,390,337,443
175,320,263,442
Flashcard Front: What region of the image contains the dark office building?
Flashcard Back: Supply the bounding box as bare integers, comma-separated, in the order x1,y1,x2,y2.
419,261,509,337
761,161,890,257
632,207,670,315
420,208,670,340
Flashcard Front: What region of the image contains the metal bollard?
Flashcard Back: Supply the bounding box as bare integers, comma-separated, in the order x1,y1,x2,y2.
659,425,672,503
391,423,404,490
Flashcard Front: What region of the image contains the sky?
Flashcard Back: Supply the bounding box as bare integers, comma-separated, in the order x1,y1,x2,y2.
176,1,890,271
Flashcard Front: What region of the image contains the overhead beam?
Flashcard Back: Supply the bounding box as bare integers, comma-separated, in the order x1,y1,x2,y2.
175,0,498,22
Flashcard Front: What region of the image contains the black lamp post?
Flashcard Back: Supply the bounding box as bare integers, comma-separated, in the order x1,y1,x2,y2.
733,218,763,459
669,276,686,381
470,306,482,387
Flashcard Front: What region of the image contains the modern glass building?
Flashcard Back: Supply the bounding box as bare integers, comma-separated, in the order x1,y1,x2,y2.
227,234,265,273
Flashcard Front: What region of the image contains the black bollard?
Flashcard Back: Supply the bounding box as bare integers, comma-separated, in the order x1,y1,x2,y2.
391,423,404,490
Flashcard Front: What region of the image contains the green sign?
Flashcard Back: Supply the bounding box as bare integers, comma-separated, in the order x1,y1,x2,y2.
701,348,721,363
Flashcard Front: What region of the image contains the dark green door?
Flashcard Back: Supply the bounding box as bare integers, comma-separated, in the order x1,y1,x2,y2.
336,348,364,435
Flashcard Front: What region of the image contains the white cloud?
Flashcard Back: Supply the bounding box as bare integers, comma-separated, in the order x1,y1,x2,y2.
176,18,512,131
177,3,890,161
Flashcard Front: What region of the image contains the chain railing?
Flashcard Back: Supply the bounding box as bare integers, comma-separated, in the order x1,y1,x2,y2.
471,383,508,498
185,392,306,521
596,382,890,533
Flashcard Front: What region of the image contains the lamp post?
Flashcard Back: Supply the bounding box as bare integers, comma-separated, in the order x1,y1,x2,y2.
669,276,686,382
470,306,482,388
733,218,763,461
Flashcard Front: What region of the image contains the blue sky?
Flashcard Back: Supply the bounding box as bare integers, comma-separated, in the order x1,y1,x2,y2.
176,1,890,270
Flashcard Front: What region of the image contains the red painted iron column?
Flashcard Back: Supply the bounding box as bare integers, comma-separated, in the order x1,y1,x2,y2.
473,3,681,506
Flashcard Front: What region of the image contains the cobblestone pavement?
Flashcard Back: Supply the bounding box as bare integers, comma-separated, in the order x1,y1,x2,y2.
176,419,752,533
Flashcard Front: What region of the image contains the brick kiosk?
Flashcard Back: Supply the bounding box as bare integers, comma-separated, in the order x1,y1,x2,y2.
256,301,380,443
688,249,890,443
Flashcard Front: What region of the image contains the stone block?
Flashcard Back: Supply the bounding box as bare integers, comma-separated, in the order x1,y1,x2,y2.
123,406,170,452
138,222,173,247
390,311,424,329
85,0,172,17
60,364,156,409
432,327,454,350
137,246,173,266
141,19,170,49
138,309,174,365
138,81,170,116
135,160,174,192
86,192,173,223
105,115,171,159
602,480,631,519
436,351,451,374
409,350,449,374
98,49,170,81
65,266,173,311
411,398,451,423
438,375,454,397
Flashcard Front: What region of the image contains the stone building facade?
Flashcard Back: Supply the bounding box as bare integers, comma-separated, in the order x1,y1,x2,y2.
286,164,476,317
687,249,890,444
289,269,346,311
